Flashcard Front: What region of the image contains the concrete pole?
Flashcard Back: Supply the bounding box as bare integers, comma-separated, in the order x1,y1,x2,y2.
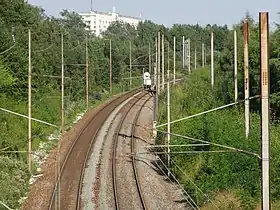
244,20,250,138
157,32,161,94
167,47,171,177
173,36,176,85
153,38,158,139
129,41,132,89
162,34,164,90
149,42,151,73
234,30,238,103
155,37,158,86
182,36,185,69
109,39,112,94
167,42,170,75
195,47,197,69
57,32,65,210
153,63,158,138
28,29,32,172
260,12,270,210
202,43,205,68
211,32,214,91
188,38,191,73
205,45,207,66
85,36,89,111
61,34,64,133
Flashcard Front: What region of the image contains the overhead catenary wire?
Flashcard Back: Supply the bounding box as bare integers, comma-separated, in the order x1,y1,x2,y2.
0,201,13,210
156,130,261,159
157,95,260,128
0,27,16,55
0,107,58,127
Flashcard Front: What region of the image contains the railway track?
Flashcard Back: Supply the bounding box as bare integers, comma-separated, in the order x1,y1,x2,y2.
48,88,141,210
112,92,151,210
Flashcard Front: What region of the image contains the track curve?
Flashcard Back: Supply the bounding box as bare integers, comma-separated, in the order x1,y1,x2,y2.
48,88,141,210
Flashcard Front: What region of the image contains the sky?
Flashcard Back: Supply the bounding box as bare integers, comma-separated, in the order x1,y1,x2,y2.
27,0,280,28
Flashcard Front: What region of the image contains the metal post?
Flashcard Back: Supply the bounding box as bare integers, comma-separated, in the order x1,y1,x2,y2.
58,32,65,210
153,62,157,121
211,32,214,91
202,43,205,68
168,42,170,77
173,36,176,84
260,12,270,210
162,34,164,90
129,41,132,89
149,42,151,73
167,45,171,177
28,29,32,172
195,47,197,70
153,60,158,139
157,32,161,94
205,45,207,66
155,37,158,84
182,36,185,69
244,20,250,138
188,38,191,73
109,39,112,93
85,36,89,111
234,30,238,103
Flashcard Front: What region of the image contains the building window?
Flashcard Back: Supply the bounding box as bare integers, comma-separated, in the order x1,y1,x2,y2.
85,21,91,25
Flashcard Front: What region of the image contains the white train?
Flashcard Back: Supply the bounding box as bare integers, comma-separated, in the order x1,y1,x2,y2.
143,72,152,90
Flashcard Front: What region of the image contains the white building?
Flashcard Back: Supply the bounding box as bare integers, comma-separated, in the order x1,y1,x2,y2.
79,7,141,37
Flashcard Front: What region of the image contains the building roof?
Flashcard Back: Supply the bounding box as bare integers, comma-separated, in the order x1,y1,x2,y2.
79,10,141,20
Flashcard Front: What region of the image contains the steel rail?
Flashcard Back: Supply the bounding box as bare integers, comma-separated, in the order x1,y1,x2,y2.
112,92,149,209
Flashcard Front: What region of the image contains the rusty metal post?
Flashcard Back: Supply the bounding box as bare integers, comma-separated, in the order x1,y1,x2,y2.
260,12,270,210
244,20,250,138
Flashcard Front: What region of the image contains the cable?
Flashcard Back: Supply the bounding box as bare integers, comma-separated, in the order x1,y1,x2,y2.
156,130,261,159
0,43,16,55
0,27,16,55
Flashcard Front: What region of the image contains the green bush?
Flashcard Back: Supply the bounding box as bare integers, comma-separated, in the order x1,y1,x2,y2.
0,156,30,209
